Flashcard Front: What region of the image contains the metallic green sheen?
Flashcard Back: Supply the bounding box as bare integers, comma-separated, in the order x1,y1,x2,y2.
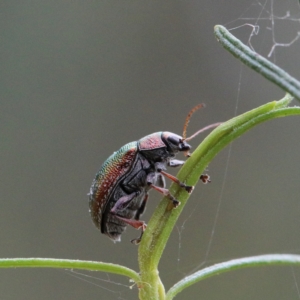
89,141,138,230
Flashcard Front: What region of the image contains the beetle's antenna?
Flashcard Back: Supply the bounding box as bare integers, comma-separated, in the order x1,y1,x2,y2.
182,122,222,157
182,103,205,140
181,104,222,157
185,122,222,142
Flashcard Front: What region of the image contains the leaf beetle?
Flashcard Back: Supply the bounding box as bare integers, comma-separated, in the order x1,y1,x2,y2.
88,104,221,244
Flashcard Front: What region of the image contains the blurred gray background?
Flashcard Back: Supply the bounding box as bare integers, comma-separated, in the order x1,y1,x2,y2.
1,1,300,299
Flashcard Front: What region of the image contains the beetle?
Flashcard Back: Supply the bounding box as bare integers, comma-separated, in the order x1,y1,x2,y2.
88,104,221,244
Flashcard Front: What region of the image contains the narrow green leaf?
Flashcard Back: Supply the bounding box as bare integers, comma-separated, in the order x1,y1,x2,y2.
0,258,140,283
214,25,300,101
166,254,300,299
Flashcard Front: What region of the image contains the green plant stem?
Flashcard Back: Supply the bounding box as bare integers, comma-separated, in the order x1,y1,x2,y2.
0,258,140,283
165,254,300,300
214,25,300,101
138,94,300,300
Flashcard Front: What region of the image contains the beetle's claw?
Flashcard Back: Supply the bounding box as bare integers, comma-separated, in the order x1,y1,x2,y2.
172,199,180,208
130,223,147,245
185,185,194,193
200,174,211,184
131,238,141,245
184,150,191,157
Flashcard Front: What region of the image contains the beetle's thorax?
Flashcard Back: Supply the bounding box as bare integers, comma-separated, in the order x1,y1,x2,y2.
137,132,168,163
138,132,166,151
137,131,191,162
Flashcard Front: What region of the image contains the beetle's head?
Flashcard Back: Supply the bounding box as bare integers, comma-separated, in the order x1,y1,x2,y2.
161,132,191,155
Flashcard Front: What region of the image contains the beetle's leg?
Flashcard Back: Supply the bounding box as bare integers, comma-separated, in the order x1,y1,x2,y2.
156,173,166,188
168,159,185,168
113,215,146,230
153,162,193,193
149,184,180,208
159,170,194,193
131,230,145,245
146,172,179,207
200,174,211,184
112,214,147,245
132,195,149,244
134,194,148,220
110,191,140,214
